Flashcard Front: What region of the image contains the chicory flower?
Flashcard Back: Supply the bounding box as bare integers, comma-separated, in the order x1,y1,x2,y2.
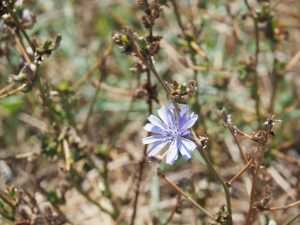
142,104,198,165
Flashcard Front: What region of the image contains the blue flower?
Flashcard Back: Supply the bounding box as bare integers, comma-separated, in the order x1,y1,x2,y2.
142,104,198,165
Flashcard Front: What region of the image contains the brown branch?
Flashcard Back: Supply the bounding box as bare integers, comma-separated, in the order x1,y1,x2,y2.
0,83,15,96
0,83,28,100
9,27,32,64
130,69,153,225
158,170,214,220
227,158,253,187
266,200,300,211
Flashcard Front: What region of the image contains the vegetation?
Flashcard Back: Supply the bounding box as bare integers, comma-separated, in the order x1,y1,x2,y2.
0,0,300,224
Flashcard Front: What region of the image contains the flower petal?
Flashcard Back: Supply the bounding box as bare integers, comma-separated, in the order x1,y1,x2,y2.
179,114,198,131
179,105,189,118
166,139,178,165
157,107,169,125
178,137,195,160
181,130,192,136
142,135,166,144
179,137,196,152
166,107,176,127
144,123,164,134
148,115,167,130
147,141,168,157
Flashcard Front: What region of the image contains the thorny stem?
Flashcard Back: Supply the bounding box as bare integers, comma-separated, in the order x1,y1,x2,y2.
158,170,214,220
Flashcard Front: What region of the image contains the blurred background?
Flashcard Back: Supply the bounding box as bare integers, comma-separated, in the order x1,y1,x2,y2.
0,0,300,224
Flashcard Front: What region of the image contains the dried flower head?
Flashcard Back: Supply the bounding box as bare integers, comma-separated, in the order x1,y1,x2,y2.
142,104,198,164
9,63,36,85
169,80,198,103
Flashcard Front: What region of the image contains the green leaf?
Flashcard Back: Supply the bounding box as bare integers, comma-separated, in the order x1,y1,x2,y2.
0,96,24,114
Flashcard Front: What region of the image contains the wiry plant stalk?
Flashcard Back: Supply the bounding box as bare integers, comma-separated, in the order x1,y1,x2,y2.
130,69,153,225
158,170,214,220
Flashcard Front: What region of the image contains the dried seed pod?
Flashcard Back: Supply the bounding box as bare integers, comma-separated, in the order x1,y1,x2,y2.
142,15,152,29
137,0,150,11
251,131,268,144
148,41,160,55
9,63,36,86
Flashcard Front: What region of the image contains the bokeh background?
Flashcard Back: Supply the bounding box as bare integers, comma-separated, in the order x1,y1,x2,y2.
1,0,300,224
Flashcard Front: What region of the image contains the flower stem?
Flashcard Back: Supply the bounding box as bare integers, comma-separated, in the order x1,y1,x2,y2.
191,137,233,224
145,55,233,224
7,6,35,53
145,58,171,97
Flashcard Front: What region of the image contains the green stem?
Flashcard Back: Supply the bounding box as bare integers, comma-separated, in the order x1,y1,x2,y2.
36,70,58,125
7,6,35,53
191,137,232,224
144,41,232,223
253,19,261,123
145,55,232,223
81,60,106,132
284,213,300,225
170,0,185,32
244,0,261,123
145,58,171,97
70,169,115,218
